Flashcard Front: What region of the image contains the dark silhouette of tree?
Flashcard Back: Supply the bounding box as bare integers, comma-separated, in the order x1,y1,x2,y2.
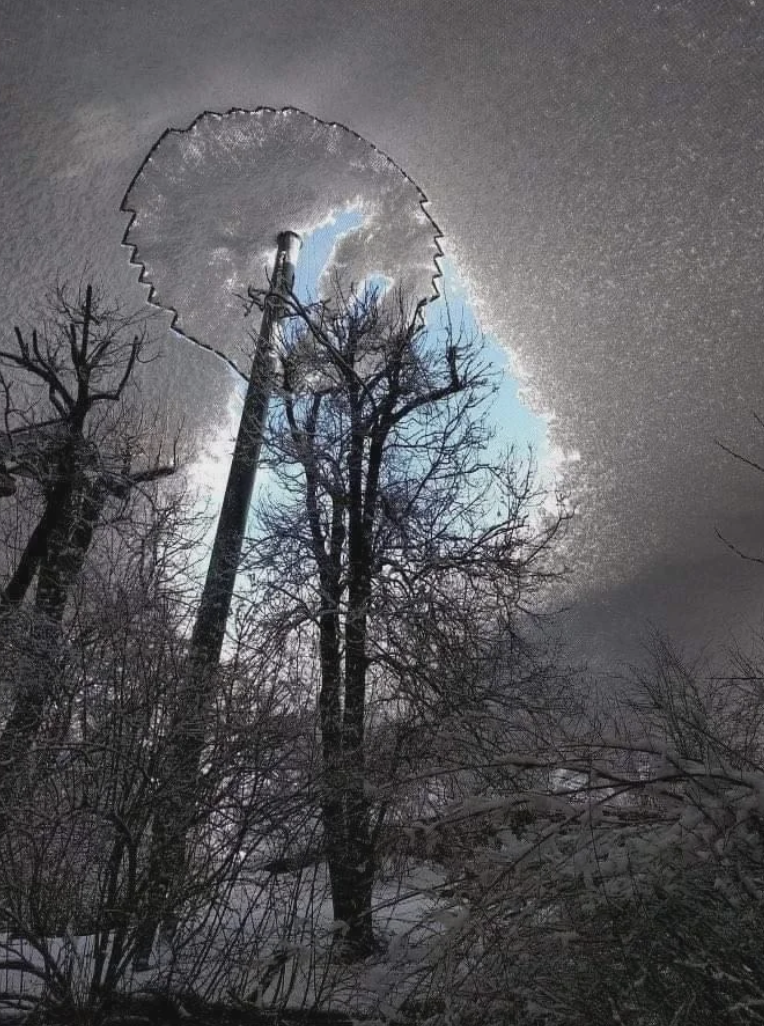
0,283,177,823
243,284,566,958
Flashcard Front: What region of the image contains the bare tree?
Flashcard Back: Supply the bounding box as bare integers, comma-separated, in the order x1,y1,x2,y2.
0,283,177,822
395,630,764,1026
0,476,320,1022
242,284,567,958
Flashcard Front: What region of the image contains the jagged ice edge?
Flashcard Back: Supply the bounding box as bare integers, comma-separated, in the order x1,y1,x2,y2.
120,106,445,382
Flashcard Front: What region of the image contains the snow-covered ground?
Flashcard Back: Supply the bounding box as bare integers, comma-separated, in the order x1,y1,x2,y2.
0,859,455,1019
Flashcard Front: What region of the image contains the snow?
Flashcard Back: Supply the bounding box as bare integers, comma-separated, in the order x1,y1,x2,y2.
0,864,450,1018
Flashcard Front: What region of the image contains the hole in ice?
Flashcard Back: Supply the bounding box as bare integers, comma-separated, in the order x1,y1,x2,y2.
292,207,365,302
425,258,550,469
123,108,552,502
122,107,442,377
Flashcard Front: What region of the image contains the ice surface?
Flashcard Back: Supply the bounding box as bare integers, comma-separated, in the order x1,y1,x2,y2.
4,1,764,665
123,107,442,376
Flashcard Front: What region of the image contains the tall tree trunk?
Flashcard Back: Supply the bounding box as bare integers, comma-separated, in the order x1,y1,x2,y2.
337,591,375,957
316,575,372,956
326,413,376,958
0,478,105,830
0,470,77,611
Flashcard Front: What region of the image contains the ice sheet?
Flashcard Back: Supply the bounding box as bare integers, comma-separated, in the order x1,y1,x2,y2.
122,107,443,376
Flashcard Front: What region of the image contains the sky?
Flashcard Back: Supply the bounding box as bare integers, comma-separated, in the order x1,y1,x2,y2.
2,0,764,668
176,194,551,587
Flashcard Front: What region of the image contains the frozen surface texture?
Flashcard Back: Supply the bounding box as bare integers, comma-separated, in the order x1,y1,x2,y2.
4,0,764,663
122,107,442,376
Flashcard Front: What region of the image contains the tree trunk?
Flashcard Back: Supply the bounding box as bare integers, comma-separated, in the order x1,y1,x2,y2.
315,567,376,958
0,478,105,830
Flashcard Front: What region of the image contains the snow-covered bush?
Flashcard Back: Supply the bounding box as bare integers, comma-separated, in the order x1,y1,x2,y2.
411,635,764,1025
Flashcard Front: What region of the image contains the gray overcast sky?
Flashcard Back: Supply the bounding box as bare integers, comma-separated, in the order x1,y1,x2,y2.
3,0,764,666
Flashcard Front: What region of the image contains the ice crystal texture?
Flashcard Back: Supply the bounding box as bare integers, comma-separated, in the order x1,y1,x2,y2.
123,108,441,375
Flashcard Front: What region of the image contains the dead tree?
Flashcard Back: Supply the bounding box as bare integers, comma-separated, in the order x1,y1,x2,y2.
0,283,177,820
